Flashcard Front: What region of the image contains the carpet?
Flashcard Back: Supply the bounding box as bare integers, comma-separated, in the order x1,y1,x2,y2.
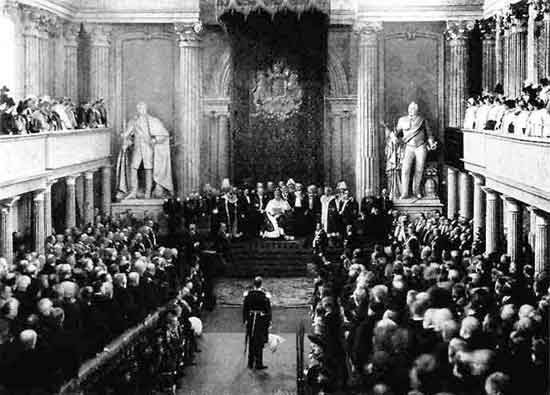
214,277,313,308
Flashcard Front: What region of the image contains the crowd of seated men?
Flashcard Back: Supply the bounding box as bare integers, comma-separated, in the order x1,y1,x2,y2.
0,212,206,394
163,178,394,248
0,85,107,135
307,207,548,395
463,79,550,138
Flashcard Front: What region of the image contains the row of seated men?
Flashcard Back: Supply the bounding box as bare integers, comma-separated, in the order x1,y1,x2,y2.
0,86,107,135
463,80,550,137
0,213,206,394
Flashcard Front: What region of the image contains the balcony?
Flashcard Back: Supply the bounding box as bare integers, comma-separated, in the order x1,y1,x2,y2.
0,128,112,200
461,128,550,212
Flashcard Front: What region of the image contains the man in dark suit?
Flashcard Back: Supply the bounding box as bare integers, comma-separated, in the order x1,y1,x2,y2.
251,183,268,237
243,277,272,370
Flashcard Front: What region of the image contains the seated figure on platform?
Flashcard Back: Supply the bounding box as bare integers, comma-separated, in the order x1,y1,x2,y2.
263,188,291,239
117,102,174,199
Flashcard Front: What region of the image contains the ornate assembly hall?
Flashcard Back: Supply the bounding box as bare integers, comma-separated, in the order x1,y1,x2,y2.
0,0,549,394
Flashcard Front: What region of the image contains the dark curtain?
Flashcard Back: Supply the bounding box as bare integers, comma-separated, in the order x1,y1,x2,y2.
222,10,328,185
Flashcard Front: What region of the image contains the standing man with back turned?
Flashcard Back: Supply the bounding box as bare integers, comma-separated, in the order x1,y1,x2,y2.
243,276,272,370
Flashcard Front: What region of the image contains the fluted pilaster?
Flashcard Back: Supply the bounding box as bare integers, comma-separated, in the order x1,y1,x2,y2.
495,15,503,86
503,28,511,95
507,17,527,97
83,171,94,226
218,113,229,184
446,21,472,128
33,191,45,253
101,166,112,217
64,23,79,101
534,210,549,275
472,174,485,238
505,197,522,265
175,23,202,197
65,176,76,229
355,21,382,199
484,188,502,254
543,12,550,80
0,206,12,263
481,20,496,93
86,24,111,101
527,0,538,82
22,8,42,96
447,167,459,219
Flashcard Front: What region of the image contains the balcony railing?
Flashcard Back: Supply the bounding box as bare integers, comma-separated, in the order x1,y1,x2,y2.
0,128,112,188
461,128,550,211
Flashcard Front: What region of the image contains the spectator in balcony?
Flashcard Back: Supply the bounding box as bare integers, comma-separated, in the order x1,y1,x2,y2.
500,99,517,134
463,97,478,129
513,100,531,136
475,95,492,131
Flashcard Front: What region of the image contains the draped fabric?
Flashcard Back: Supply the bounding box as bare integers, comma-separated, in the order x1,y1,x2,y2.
221,10,328,184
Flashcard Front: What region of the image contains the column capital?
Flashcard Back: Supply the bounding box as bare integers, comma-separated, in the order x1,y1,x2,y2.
478,17,496,41
84,171,94,180
469,172,485,184
21,5,60,38
33,190,45,202
66,175,77,186
503,196,522,211
84,23,112,47
63,22,80,46
174,22,202,47
445,20,475,42
354,21,382,46
1,0,18,20
481,186,500,199
1,195,20,209
532,208,550,224
447,166,459,175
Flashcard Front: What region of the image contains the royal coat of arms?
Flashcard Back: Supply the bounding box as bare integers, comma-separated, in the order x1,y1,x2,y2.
251,62,303,119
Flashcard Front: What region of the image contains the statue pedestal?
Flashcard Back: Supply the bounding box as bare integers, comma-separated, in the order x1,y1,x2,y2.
393,197,443,220
111,199,164,220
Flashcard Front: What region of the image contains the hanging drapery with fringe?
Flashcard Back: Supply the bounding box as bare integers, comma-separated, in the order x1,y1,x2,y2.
216,0,330,21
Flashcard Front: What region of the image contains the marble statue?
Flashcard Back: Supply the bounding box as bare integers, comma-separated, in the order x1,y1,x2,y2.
393,102,436,199
384,124,404,200
116,102,174,199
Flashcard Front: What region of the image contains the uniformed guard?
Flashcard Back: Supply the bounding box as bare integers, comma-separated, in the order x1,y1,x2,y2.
243,276,272,370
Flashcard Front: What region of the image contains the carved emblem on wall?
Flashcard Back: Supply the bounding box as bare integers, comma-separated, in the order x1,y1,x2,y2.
251,62,303,119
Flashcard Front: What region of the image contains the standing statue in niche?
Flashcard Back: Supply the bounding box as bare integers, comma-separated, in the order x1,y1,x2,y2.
116,102,174,200
391,102,437,199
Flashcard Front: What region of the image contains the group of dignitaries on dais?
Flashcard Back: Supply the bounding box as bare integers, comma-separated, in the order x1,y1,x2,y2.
0,212,207,394
463,79,550,137
172,178,394,247
0,86,107,135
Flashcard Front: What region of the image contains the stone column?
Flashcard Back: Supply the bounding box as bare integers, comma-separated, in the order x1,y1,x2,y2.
355,21,382,199
101,166,112,217
33,191,45,253
511,18,527,98
0,206,12,263
495,14,503,86
65,176,76,229
446,21,471,128
503,27,511,95
447,167,459,219
472,174,485,238
83,171,94,225
22,8,42,96
481,23,496,93
333,113,343,182
86,24,111,102
529,208,537,250
75,176,84,226
217,113,229,184
505,197,522,265
174,23,202,197
64,23,79,101
484,188,502,254
543,11,550,80
534,210,549,275
43,181,53,236
527,0,538,83
459,172,473,219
